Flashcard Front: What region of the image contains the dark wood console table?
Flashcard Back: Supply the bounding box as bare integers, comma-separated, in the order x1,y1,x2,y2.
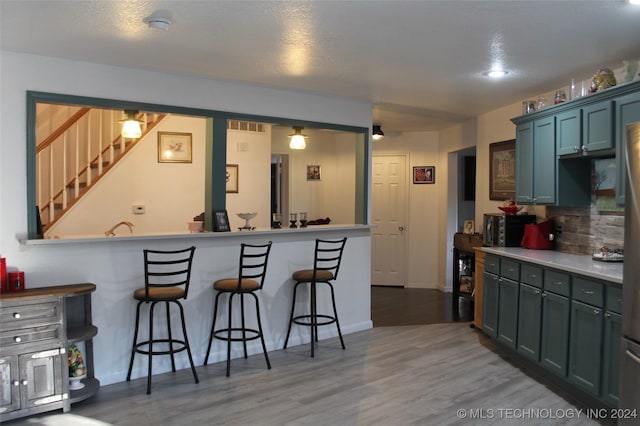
452,233,483,317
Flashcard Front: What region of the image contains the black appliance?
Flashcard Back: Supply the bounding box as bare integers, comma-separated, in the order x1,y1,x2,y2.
482,213,536,247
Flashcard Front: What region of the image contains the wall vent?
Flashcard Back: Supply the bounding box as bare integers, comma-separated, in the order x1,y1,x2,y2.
227,120,266,133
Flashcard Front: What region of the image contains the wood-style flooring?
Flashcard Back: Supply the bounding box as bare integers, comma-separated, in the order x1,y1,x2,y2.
8,288,601,426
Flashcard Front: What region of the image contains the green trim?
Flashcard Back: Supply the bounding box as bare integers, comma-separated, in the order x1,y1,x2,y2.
26,91,369,238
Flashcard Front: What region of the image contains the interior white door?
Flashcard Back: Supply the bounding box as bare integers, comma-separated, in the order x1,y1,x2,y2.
371,154,407,286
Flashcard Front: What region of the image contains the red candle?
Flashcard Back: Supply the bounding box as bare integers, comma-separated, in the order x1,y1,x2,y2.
8,271,25,292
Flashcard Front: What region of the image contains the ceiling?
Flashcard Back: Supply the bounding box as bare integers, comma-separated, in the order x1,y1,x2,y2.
2,1,640,133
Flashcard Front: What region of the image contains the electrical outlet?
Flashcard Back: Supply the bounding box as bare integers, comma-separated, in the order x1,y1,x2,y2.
132,205,145,214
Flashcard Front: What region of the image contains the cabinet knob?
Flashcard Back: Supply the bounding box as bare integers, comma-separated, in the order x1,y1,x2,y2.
581,290,594,295
528,274,537,279
581,145,588,153
13,312,21,319
573,146,580,152
12,380,19,387
14,336,22,343
605,313,611,318
593,309,600,316
541,292,547,298
552,281,563,286
535,290,541,295
21,380,28,386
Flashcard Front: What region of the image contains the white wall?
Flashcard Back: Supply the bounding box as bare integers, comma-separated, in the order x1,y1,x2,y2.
0,51,373,386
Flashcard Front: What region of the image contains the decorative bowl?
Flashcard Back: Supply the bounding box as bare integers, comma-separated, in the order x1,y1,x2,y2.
237,212,257,230
498,205,523,215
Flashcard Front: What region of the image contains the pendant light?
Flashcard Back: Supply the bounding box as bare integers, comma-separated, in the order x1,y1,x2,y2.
289,126,307,149
372,125,385,141
120,110,142,138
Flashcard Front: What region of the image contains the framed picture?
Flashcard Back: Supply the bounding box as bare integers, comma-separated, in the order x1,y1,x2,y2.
489,139,516,200
463,220,475,235
413,166,435,184
307,165,321,181
213,210,231,232
226,164,239,193
158,132,192,163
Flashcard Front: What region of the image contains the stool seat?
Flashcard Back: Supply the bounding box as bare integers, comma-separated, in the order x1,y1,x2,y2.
284,238,347,357
133,287,185,301
214,278,260,292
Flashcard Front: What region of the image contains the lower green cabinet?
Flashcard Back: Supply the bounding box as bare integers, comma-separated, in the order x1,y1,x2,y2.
483,272,499,338
601,311,621,406
569,300,604,395
517,283,542,361
540,291,570,376
497,278,519,349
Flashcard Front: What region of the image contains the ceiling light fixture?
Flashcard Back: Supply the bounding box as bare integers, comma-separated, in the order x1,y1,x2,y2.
288,126,307,149
120,110,142,138
372,125,385,141
483,70,509,78
143,10,173,31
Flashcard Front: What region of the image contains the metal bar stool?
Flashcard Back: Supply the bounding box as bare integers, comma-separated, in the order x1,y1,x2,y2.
283,238,347,357
126,246,199,394
204,241,272,376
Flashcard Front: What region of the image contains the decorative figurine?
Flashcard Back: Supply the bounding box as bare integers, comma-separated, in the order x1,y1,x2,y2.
589,68,617,93
68,344,87,390
622,60,639,83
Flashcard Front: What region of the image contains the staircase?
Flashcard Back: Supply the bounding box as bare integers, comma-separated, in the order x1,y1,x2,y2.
36,105,165,231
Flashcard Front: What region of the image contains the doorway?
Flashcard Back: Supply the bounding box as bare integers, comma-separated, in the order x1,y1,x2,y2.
371,154,408,286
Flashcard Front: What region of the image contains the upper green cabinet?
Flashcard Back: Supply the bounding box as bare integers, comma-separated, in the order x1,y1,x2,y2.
615,91,640,205
512,80,640,207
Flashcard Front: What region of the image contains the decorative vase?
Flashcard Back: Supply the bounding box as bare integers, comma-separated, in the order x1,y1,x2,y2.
68,344,87,390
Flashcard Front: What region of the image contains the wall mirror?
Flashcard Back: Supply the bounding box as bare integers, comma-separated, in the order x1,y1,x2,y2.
27,92,368,240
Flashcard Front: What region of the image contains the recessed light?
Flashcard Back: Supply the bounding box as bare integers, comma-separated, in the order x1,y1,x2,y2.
143,10,173,31
483,70,509,78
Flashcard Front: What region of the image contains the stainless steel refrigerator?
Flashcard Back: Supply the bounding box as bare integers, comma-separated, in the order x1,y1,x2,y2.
620,121,640,419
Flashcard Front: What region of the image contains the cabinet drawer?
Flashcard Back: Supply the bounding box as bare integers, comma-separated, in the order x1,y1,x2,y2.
500,259,520,281
572,277,604,307
606,285,623,314
544,270,571,297
0,300,62,330
485,254,500,275
521,263,543,288
0,323,63,348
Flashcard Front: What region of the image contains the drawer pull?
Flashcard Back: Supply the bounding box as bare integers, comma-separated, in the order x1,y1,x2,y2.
13,312,21,319
528,274,537,279
593,309,600,316
552,281,563,286
507,268,515,272
14,336,22,343
582,290,595,295
535,290,541,295
605,313,611,318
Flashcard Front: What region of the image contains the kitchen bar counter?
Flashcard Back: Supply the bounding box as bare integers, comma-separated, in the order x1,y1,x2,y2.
481,247,623,284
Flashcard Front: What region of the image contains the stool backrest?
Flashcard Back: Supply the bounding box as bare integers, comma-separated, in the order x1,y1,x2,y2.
238,241,272,290
143,246,196,300
313,238,347,281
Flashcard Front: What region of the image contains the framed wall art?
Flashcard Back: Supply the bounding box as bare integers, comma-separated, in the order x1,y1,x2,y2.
307,165,321,181
413,166,435,184
158,132,192,163
226,164,239,193
489,139,516,200
213,210,231,232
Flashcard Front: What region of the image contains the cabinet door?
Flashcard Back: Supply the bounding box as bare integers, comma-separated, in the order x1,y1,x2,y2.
498,278,519,349
601,311,621,406
515,122,534,204
0,356,20,414
568,300,603,396
615,91,640,205
533,116,556,204
583,100,614,154
20,349,65,409
540,291,570,376
517,283,542,361
482,272,499,338
556,108,582,156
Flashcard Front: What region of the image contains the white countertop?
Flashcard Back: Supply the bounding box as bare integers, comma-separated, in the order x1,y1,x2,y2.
481,247,623,284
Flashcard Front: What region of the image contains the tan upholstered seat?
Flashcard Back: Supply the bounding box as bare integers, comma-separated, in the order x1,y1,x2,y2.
205,242,272,377
284,238,347,357
126,246,199,394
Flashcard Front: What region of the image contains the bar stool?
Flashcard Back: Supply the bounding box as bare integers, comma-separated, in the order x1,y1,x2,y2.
283,237,347,357
126,246,199,394
204,241,272,376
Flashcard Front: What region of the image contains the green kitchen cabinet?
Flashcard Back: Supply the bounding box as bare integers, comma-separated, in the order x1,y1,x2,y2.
568,299,603,396
497,277,519,349
540,290,570,377
516,116,555,204
582,100,614,154
601,311,621,406
556,108,582,156
517,283,542,361
615,91,640,205
482,271,499,339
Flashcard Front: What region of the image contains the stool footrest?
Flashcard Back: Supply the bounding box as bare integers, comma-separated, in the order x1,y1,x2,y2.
134,339,188,356
213,327,262,342
292,314,337,327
